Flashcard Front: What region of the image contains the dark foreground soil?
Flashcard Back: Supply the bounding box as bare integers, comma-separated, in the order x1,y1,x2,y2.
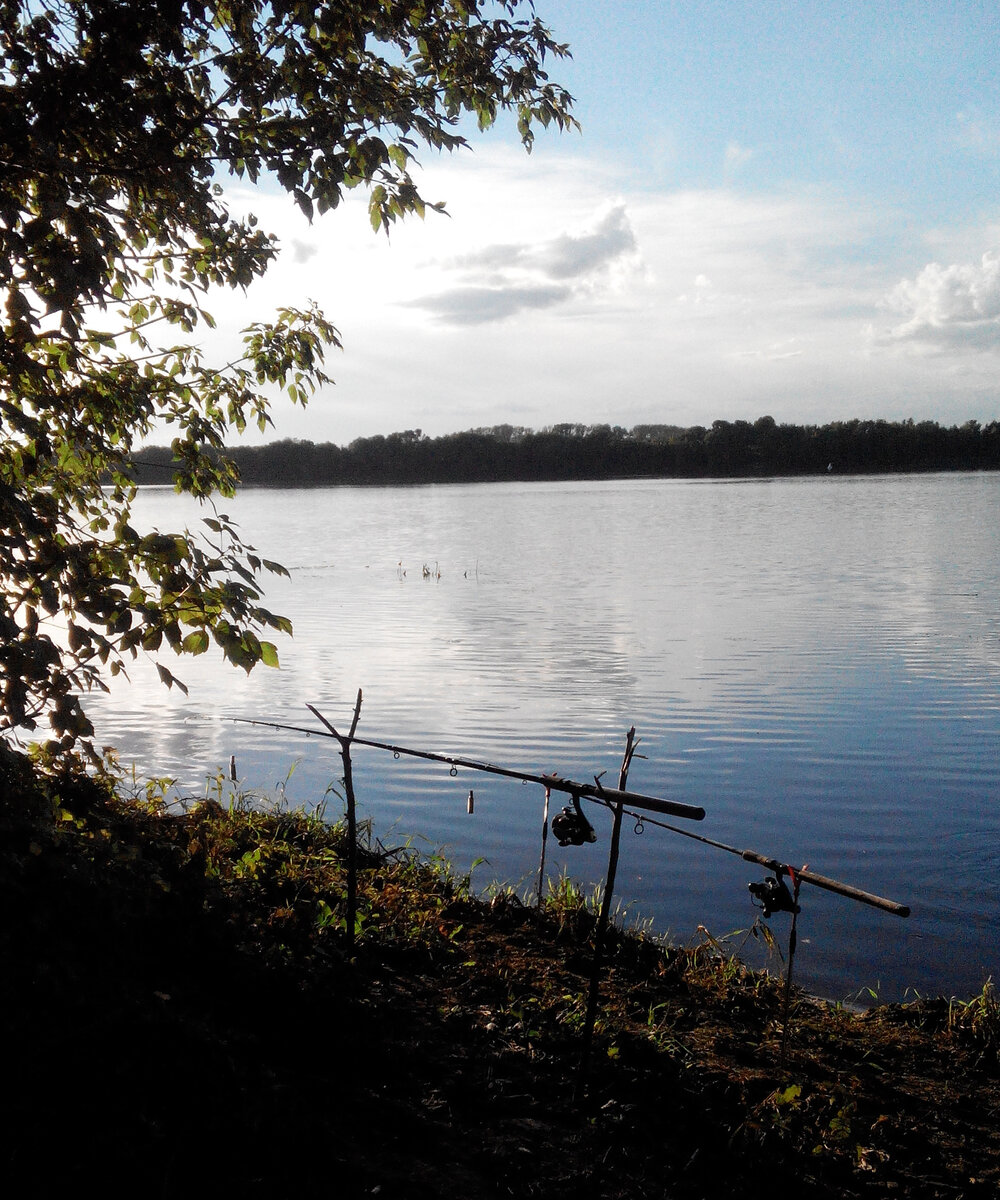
2,746,997,1199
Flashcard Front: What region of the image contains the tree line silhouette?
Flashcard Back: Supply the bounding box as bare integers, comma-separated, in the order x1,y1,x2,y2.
130,417,1000,487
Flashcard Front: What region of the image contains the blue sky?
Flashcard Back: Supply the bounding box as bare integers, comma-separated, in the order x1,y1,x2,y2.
547,1,1000,223
216,1,1000,444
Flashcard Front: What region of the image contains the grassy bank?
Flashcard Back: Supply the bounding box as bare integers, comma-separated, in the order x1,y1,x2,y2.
1,744,997,1198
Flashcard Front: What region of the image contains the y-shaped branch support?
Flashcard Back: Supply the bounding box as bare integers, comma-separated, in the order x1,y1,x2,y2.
307,691,363,951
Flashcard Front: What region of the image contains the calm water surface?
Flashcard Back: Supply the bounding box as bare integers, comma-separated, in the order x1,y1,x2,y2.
88,474,1000,1003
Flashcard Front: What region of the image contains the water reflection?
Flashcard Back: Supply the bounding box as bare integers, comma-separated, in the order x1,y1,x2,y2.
87,473,1000,1003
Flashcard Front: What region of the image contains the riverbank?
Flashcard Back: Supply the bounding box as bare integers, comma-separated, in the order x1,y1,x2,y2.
2,746,997,1198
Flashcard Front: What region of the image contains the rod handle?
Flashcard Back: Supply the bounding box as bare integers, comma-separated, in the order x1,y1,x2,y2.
591,788,706,821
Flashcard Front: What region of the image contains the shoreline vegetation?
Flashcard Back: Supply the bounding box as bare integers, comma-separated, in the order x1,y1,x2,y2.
129,417,1000,488
3,745,997,1197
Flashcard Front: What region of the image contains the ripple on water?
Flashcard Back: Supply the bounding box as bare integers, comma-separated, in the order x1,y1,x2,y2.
91,475,1000,1002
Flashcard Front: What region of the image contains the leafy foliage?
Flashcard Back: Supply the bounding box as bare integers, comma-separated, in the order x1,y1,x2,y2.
0,0,575,751
131,417,1000,488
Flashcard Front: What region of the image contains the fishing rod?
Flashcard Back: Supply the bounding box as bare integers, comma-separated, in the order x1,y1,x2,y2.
226,708,908,916
605,802,910,917
225,708,706,823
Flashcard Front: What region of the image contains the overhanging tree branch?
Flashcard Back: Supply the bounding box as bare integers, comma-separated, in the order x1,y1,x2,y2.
1,0,576,753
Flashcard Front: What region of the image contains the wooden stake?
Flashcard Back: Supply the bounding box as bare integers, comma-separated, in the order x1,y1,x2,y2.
780,870,803,1064
237,708,909,915
231,713,705,822
536,786,551,908
576,727,637,1103
307,693,363,951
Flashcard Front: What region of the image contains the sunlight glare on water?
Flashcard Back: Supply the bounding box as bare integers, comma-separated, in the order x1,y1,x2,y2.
88,473,1000,1003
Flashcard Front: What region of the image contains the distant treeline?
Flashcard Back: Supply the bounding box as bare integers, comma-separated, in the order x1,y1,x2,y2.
130,417,1000,487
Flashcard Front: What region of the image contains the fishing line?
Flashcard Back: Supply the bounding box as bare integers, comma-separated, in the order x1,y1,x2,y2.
217,708,908,915
590,798,909,917
219,709,706,822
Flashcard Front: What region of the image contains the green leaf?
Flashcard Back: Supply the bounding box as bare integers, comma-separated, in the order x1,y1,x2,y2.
181,630,210,655
142,628,163,652
0,0,576,750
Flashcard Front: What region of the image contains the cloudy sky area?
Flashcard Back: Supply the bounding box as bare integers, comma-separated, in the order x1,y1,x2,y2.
216,0,1000,445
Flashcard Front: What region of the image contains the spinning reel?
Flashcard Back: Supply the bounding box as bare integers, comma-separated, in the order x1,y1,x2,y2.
748,873,800,918
550,793,597,847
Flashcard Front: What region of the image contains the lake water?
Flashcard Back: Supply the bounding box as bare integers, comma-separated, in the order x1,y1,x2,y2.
87,473,1000,1004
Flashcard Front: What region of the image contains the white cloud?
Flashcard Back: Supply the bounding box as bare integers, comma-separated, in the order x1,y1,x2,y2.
954,109,1000,158
536,205,638,278
735,339,804,361
291,239,318,264
408,204,641,324
724,141,754,175
407,282,573,325
193,148,1000,445
881,251,1000,349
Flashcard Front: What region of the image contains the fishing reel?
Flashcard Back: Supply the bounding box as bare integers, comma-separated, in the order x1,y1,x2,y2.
550,794,597,847
748,873,800,918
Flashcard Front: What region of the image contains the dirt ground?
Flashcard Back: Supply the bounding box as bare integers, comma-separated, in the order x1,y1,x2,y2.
2,750,997,1198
